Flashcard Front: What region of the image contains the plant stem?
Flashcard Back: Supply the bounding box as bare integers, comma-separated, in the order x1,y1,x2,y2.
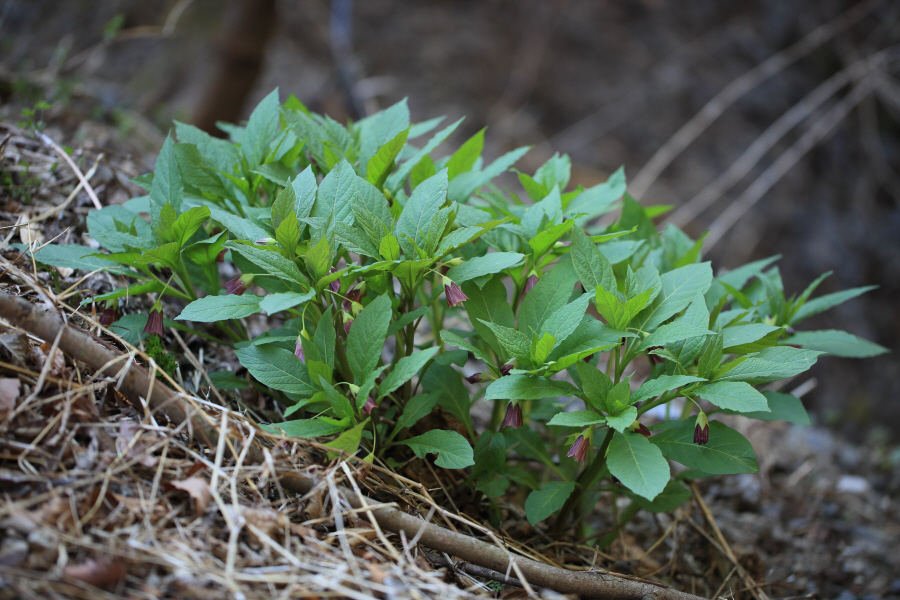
552,427,615,534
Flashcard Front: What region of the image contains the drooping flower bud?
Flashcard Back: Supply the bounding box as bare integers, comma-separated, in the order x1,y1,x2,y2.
342,311,354,334
566,434,590,464
646,346,665,365
442,276,467,307
98,305,118,326
294,336,305,362
465,373,482,384
254,237,277,246
522,274,538,299
329,267,340,294
224,276,247,296
342,287,364,315
632,422,652,438
501,403,523,428
361,397,376,415
143,309,164,337
499,364,512,377
693,412,709,446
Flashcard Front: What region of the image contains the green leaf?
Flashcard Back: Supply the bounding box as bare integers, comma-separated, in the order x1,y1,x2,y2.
225,241,309,289
403,430,474,469
470,430,506,478
571,227,615,293
524,481,575,525
698,331,723,379
314,306,336,369
670,294,711,366
439,330,493,365
528,220,575,258
445,252,524,284
391,391,441,435
134,242,180,270
650,420,758,474
605,406,637,433
694,381,769,412
531,332,556,365
720,391,810,424
323,419,366,459
790,285,877,324
396,169,449,257
636,323,713,352
150,134,183,215
266,418,347,439
177,294,263,322
209,207,270,242
484,374,577,400
631,375,706,404
272,167,317,230
184,231,228,267
236,344,316,396
346,294,392,383
379,347,440,398
164,205,210,249
463,278,515,359
723,323,783,353
305,236,332,282
540,292,594,347
477,320,531,364
607,431,669,501
319,376,354,419
785,330,887,358
387,118,462,192
19,244,131,274
547,410,606,427
575,362,613,411
636,262,713,332
631,479,692,513
242,88,280,167
715,346,822,385
259,290,316,315
313,159,359,234
379,234,401,261
448,146,530,203
518,258,578,337
367,128,409,188
447,128,485,179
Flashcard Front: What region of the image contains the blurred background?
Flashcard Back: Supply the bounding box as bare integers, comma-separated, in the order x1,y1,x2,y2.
1,0,898,443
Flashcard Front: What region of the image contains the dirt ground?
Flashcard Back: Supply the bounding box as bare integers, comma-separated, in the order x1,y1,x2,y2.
1,1,900,599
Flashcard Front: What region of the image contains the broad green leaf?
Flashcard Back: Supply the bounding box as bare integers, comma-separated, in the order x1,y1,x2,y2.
386,117,462,191
166,206,210,249
209,207,270,242
528,220,574,257
386,305,430,336
447,128,485,180
571,227,615,293
314,306,336,369
698,331,723,379
440,330,493,365
88,280,166,304
334,221,380,258
305,236,332,282
323,419,366,459
367,128,409,188
484,374,577,400
636,262,713,332
236,344,316,396
478,320,531,364
470,430,506,478
20,244,131,274
271,166,317,230
575,362,613,411
650,420,758,474
790,285,877,324
636,323,714,352
669,294,710,366
259,290,315,315
422,364,473,439
723,323,783,353
150,134,183,215
379,234,401,261
607,431,669,501
524,481,575,525
605,406,638,432
694,381,769,413
346,294,392,383
531,332,556,365
177,294,263,322
134,242,180,270
463,278,515,359
225,241,309,289
448,146,530,203
242,88,280,167
378,347,440,398
540,292,594,347
720,391,810,424
313,159,359,233
275,214,301,259
785,330,887,358
518,258,578,337
475,476,510,499
632,375,706,404
391,391,441,435
715,346,822,385
547,410,606,427
631,479,692,513
445,252,524,284
266,417,347,439
318,376,353,419
403,430,474,469
396,169,449,257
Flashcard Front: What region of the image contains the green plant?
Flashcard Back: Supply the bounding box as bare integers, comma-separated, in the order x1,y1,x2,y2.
26,89,887,535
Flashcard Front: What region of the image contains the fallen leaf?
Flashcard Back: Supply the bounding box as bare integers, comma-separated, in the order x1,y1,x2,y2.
63,556,126,588
169,476,212,517
0,332,30,366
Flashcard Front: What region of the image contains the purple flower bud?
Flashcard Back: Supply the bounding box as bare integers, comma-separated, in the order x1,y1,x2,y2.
443,278,468,308
465,373,482,384
501,402,523,428
361,397,376,415
566,435,590,464
522,274,538,299
98,306,118,326
342,288,363,314
223,276,247,296
634,422,652,438
693,412,709,446
342,312,354,334
329,267,340,294
294,337,305,362
499,364,512,377
143,309,164,337
646,346,664,365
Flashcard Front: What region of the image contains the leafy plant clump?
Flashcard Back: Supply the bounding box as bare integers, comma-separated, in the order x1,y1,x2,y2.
26,89,886,533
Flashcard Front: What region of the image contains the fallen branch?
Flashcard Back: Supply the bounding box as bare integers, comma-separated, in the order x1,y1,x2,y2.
0,291,708,600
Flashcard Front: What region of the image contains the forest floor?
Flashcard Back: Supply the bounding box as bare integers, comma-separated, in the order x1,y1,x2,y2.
1,85,899,600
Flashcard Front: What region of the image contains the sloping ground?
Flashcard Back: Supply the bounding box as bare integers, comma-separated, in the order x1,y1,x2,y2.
1,96,899,600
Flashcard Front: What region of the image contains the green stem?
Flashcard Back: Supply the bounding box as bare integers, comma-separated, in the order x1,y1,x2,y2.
551,427,615,534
